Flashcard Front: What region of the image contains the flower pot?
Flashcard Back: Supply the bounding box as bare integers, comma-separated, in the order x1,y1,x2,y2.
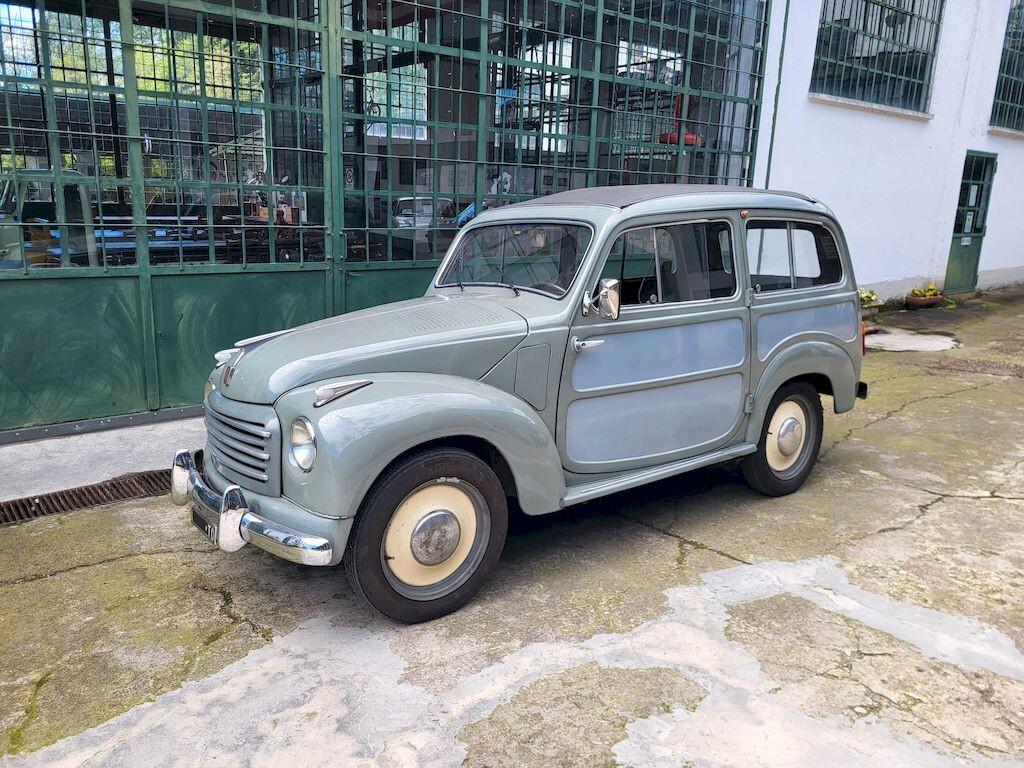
905,294,944,310
861,303,882,320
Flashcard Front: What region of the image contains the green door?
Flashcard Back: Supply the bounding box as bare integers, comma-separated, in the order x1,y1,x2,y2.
944,152,998,294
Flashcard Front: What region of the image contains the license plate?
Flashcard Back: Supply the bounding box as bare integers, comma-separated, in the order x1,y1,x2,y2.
191,506,217,544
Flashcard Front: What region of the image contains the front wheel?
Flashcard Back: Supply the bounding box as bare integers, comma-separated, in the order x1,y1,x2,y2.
345,448,508,623
742,382,823,497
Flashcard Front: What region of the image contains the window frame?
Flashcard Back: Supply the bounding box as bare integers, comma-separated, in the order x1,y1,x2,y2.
743,216,848,298
593,215,742,315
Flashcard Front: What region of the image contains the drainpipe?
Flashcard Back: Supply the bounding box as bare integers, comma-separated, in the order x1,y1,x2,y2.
764,0,791,188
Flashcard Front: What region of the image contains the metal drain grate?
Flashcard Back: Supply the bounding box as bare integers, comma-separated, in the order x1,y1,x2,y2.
0,469,171,526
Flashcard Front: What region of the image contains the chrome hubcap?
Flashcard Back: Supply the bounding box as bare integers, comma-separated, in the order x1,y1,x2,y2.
410,509,462,566
776,417,803,457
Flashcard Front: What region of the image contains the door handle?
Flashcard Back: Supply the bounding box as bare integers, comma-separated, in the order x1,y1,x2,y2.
572,336,604,352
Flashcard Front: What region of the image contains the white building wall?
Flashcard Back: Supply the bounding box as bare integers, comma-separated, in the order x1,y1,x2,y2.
754,0,1024,298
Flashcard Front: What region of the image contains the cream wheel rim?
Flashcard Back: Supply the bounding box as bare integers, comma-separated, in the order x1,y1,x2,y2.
383,481,481,590
766,400,807,473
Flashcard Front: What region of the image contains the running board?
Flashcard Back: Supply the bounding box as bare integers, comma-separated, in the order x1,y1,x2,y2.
560,443,757,508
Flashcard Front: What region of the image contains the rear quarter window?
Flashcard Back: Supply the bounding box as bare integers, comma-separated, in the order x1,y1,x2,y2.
792,222,843,288
746,219,844,293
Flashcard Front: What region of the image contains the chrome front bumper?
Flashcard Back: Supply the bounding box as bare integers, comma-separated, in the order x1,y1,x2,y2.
171,449,333,566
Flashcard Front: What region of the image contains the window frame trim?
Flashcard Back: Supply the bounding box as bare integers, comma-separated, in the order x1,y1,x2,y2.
743,215,849,299
594,215,743,315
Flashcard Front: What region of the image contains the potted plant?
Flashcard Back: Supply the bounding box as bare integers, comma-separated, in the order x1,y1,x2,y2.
906,283,944,310
858,288,882,319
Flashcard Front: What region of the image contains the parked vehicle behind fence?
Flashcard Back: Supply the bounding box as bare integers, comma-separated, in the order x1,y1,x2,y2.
172,184,868,622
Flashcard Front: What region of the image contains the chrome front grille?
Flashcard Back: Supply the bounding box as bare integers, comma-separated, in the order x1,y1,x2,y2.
204,391,281,496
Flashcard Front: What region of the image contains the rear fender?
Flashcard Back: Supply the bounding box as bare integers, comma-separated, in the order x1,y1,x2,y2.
746,342,857,444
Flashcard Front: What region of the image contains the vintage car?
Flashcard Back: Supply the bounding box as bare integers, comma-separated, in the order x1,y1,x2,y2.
172,185,868,622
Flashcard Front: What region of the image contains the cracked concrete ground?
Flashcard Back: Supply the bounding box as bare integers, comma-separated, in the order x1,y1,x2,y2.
2,287,1024,767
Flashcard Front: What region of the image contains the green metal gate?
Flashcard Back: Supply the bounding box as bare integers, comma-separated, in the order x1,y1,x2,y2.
0,0,770,431
944,151,997,295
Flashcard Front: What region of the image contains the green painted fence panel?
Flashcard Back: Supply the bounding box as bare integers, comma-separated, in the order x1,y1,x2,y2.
0,277,148,430
152,271,329,408
343,266,438,313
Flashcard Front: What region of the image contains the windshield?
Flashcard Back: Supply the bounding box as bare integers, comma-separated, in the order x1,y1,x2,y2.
437,222,592,297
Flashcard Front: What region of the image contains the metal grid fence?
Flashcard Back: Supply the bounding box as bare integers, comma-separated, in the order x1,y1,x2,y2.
0,0,771,430
0,0,769,273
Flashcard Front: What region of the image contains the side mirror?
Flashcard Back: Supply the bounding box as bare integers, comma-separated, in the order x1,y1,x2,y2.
597,278,621,320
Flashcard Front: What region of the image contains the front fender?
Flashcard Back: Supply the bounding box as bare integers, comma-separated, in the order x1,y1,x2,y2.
275,372,566,519
746,341,857,444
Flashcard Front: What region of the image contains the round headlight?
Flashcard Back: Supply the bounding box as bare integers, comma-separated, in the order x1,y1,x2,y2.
290,417,317,472
204,378,216,400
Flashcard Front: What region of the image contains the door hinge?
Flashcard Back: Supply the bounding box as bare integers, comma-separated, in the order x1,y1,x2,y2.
744,394,755,413
744,287,755,308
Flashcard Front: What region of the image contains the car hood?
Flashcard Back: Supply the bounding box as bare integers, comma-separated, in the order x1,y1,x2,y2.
218,294,528,404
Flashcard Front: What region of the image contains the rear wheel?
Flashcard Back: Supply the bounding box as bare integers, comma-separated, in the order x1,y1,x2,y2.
345,448,508,623
742,382,823,497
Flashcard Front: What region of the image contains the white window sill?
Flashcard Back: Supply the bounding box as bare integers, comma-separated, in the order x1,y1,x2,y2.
807,92,933,122
989,125,1024,141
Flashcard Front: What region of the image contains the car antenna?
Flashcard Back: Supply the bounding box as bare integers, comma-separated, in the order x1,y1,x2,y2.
456,253,465,291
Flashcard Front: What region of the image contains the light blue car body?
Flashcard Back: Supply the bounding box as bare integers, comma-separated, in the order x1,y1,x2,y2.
190,185,863,566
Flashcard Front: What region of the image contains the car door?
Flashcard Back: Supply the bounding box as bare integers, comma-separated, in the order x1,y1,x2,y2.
556,211,750,474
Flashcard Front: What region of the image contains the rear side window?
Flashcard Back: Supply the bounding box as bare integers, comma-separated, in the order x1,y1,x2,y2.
792,223,843,287
746,220,843,293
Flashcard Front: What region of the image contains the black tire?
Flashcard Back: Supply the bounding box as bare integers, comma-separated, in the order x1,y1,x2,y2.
742,382,823,497
345,447,508,623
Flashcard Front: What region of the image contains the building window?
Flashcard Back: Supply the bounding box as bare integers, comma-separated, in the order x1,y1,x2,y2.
992,1,1024,132
810,0,945,113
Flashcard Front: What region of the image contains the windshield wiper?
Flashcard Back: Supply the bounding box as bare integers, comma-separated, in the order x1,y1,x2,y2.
496,261,520,295
497,226,520,295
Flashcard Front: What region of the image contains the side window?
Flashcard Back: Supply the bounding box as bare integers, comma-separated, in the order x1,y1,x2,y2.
659,221,737,301
746,221,791,292
792,223,843,287
747,220,843,292
602,227,659,306
602,221,737,307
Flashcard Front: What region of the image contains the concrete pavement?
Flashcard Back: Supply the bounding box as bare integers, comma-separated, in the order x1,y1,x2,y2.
0,418,205,502
2,288,1024,767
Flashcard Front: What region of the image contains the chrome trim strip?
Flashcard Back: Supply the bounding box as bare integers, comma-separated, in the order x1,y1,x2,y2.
207,443,270,482
205,420,271,461
313,379,372,408
206,413,268,447
205,409,271,439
